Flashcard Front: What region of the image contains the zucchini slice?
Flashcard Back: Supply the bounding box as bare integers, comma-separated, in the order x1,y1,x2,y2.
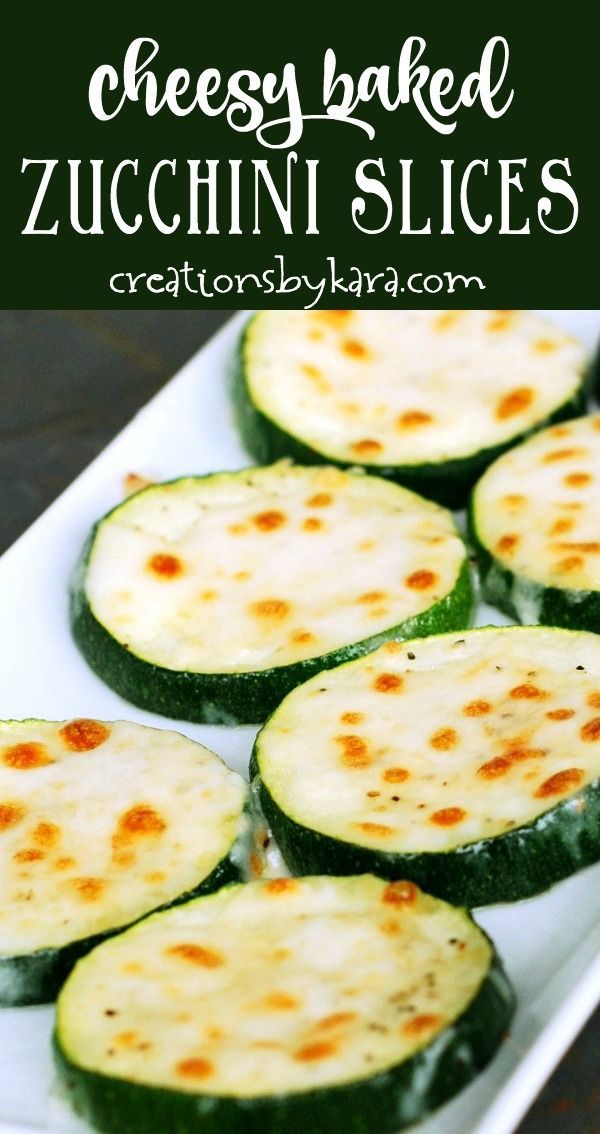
235,310,587,508
470,412,600,630
252,627,600,906
54,875,514,1134
71,464,472,725
0,719,247,1005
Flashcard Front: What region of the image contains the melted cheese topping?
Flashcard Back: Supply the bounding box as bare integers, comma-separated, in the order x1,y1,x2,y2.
84,465,466,673
474,413,600,593
0,720,247,955
57,876,492,1096
244,311,585,465
256,628,600,853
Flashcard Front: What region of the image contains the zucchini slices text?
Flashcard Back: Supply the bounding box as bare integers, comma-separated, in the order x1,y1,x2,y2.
253,627,600,905
71,464,471,725
471,412,600,631
54,875,514,1134
0,719,247,1005
236,310,587,507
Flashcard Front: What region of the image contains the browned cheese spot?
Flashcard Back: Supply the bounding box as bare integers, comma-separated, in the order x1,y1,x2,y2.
252,510,286,532
350,438,383,455
14,848,45,863
533,338,558,353
54,856,76,871
587,693,600,710
306,493,332,508
555,542,600,554
478,756,512,779
434,312,461,330
534,768,584,798
357,590,387,605
382,880,419,906
509,683,548,700
2,743,53,771
264,878,298,895
317,310,351,324
315,1012,357,1031
336,734,371,769
496,534,519,555
502,494,526,507
60,719,110,752
290,630,315,645
402,1013,442,1037
33,821,60,848
556,556,584,573
303,517,323,532
0,802,26,829
405,569,437,590
549,518,575,536
397,410,434,428
200,590,218,602
383,767,410,783
564,472,592,488
233,571,251,581
301,363,324,380
341,711,365,725
342,339,369,359
547,708,575,721
463,699,492,717
123,472,154,497
261,991,299,1011
117,805,167,839
71,877,106,902
581,718,600,742
496,387,534,420
250,598,291,621
355,821,394,837
543,448,584,463
373,673,404,693
167,944,224,968
147,553,183,579
301,364,331,392
294,1041,337,1062
429,727,458,751
429,807,467,827
175,1058,213,1080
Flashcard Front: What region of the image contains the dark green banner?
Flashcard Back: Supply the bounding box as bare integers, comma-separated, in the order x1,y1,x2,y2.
2,8,598,308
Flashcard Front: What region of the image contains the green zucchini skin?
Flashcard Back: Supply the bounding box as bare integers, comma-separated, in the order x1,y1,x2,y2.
70,536,473,728
53,952,514,1134
0,853,240,1008
233,319,588,511
467,499,600,632
251,756,600,908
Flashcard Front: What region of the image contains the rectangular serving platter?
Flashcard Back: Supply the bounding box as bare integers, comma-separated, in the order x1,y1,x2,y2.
0,309,598,1134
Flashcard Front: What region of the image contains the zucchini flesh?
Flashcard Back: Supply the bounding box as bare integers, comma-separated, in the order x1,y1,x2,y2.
72,464,472,724
253,627,600,905
471,412,600,629
237,311,587,507
54,875,514,1134
0,719,247,1004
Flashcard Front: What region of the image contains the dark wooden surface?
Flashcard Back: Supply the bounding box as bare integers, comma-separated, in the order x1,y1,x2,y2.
0,310,598,1133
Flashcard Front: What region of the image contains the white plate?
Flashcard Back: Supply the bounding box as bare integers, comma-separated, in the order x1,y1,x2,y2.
0,310,599,1134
